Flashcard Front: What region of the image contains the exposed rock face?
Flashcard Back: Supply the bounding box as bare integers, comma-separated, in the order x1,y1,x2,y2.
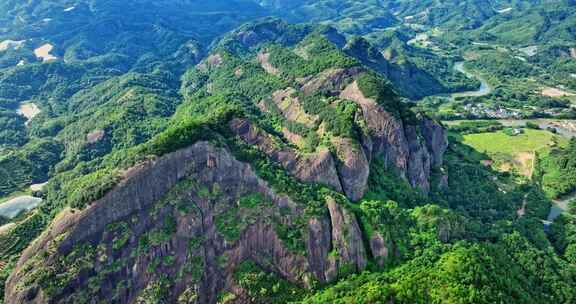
271,88,318,127
420,116,448,168
306,217,333,282
196,53,223,71
5,26,449,302
5,141,371,304
238,72,447,199
301,67,363,96
340,80,446,193
369,233,390,267
281,126,305,148
330,137,370,201
405,124,432,190
257,51,280,76
213,22,448,200
229,118,343,192
86,129,105,144
325,197,367,274
230,117,373,201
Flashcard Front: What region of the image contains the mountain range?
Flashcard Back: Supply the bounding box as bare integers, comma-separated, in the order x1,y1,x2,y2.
0,1,576,303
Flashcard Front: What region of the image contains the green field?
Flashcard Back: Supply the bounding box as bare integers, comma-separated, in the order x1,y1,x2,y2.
463,129,567,155
462,129,568,176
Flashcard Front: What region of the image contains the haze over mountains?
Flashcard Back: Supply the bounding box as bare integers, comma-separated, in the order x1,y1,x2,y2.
0,1,575,303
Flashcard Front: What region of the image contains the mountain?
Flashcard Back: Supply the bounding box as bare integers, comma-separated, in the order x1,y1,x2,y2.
1,1,576,304
3,21,450,303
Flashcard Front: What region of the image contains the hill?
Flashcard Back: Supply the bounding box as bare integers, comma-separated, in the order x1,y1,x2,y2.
0,2,576,304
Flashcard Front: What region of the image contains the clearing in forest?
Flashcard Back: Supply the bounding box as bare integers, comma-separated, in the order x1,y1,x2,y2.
541,87,575,98
462,129,567,177
17,102,41,125
34,43,57,62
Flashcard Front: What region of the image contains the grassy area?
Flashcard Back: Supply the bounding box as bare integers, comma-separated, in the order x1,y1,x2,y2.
463,129,567,155
462,129,568,176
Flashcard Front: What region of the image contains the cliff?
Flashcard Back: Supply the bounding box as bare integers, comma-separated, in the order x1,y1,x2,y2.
5,142,369,303
234,65,447,200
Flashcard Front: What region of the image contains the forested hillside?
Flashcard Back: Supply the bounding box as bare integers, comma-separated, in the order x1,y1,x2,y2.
0,1,575,303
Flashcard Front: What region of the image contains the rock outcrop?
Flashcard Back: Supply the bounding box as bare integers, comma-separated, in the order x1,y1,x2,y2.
213,20,447,198
325,197,367,275
420,116,448,168
6,141,371,303
340,80,446,192
270,88,318,127
236,69,446,199
257,51,281,76
4,20,450,303
300,67,362,96
330,137,370,201
229,118,343,192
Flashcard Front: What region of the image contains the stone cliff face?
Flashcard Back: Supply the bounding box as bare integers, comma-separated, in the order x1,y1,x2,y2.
339,80,446,193
5,81,447,304
229,118,343,192
235,66,447,200
5,142,371,304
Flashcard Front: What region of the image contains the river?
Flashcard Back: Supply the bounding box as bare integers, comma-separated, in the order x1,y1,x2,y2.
441,65,575,226
451,61,492,98
543,191,576,227
422,61,492,100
